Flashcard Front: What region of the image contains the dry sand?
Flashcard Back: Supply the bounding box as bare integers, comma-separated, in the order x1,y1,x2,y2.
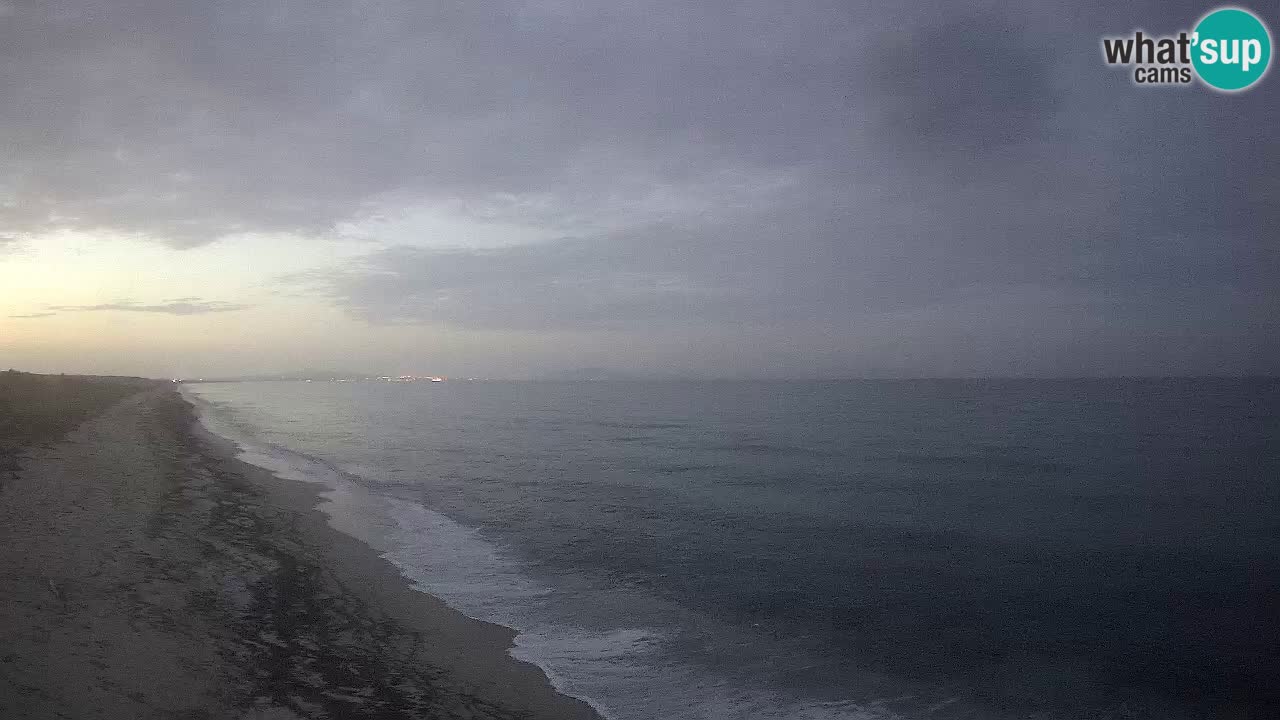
0,384,601,719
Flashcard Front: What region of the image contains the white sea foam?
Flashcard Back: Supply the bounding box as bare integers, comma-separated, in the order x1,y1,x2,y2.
182,385,898,720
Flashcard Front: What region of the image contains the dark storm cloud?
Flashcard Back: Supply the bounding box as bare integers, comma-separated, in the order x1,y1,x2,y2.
3,0,1276,374
0,0,864,245
870,10,1061,152
48,300,249,315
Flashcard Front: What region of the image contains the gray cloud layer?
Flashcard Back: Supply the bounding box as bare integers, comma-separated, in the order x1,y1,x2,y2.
48,300,249,316
3,0,1277,374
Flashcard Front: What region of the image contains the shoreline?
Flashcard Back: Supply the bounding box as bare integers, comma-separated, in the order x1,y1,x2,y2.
0,386,601,719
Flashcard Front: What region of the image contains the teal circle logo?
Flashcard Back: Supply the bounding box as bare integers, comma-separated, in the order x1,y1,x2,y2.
1192,7,1272,91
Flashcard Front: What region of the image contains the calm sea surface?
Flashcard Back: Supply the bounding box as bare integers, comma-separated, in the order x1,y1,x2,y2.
185,379,1280,720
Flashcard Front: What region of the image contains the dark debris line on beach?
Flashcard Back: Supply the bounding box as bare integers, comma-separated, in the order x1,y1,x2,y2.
147,390,529,720
1,381,582,720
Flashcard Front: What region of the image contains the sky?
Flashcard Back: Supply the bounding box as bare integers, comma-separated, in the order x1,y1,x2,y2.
1,0,1277,379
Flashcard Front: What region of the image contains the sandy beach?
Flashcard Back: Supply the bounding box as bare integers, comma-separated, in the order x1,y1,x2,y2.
0,377,600,720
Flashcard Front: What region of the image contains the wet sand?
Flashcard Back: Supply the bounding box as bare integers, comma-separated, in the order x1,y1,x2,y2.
0,382,601,719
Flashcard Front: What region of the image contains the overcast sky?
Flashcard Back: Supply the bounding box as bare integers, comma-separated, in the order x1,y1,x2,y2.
2,0,1276,378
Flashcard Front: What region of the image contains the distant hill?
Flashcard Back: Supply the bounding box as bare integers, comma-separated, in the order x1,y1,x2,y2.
538,368,648,381
185,370,370,382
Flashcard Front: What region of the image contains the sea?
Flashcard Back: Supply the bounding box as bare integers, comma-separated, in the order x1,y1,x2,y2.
183,378,1280,720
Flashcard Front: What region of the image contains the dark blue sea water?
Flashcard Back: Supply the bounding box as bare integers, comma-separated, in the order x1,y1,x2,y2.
185,379,1280,720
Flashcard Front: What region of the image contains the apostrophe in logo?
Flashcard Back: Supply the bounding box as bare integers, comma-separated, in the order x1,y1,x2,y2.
1192,7,1272,91
1101,6,1271,91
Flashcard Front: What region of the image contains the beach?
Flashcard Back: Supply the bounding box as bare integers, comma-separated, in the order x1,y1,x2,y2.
5,374,1277,720
0,377,600,720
